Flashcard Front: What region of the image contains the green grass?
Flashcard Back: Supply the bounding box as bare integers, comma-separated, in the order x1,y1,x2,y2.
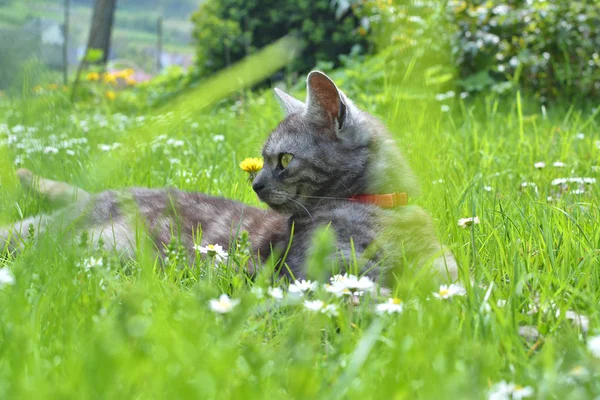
0,58,599,399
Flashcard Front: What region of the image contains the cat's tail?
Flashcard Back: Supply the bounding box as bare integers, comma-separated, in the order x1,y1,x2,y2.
16,168,91,206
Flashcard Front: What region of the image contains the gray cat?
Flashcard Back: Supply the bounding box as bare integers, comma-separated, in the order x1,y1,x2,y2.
1,71,457,283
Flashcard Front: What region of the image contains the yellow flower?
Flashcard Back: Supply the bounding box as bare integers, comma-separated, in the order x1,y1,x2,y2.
105,90,116,101
122,68,135,77
86,72,100,81
239,157,263,173
125,77,137,86
358,26,368,36
33,85,43,93
48,83,58,90
103,73,117,84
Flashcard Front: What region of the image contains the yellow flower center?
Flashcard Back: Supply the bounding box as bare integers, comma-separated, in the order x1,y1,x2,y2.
392,298,402,304
439,289,449,296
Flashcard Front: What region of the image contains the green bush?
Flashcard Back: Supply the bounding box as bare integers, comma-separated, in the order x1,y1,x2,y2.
452,0,600,101
354,0,599,102
190,0,369,78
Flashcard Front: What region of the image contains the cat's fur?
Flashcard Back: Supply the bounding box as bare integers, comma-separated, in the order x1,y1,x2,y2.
1,71,457,283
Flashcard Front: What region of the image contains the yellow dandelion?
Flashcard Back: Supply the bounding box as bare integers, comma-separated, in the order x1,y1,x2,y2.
103,73,117,84
48,83,59,90
122,68,135,77
358,26,368,36
125,76,137,86
239,157,263,173
86,72,100,81
105,90,116,101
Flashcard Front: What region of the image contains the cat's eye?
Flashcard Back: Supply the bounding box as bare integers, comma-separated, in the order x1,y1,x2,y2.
279,153,294,169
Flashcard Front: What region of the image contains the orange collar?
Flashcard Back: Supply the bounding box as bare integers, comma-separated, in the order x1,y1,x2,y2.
349,192,408,208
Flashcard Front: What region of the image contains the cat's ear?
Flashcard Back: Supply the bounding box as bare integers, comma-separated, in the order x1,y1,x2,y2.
274,87,305,115
305,71,347,130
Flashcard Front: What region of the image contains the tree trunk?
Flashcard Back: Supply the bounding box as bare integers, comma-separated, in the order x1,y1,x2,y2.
70,0,116,101
87,0,117,65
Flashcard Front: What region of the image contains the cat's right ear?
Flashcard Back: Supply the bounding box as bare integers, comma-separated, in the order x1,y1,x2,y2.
274,87,305,115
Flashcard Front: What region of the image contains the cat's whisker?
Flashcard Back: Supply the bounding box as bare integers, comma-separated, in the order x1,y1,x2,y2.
290,198,315,224
299,195,352,200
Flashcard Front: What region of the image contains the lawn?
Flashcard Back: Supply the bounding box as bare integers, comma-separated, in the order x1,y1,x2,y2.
0,58,599,398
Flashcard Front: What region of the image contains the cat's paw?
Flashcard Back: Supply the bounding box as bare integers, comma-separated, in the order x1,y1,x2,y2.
433,250,459,282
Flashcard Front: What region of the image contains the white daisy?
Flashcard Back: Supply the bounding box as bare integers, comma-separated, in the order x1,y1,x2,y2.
195,243,228,262
288,279,317,294
267,287,284,300
562,310,589,333
553,161,566,168
0,267,15,287
458,216,480,228
322,304,339,317
325,274,375,297
209,294,240,314
81,257,103,272
303,300,325,311
587,335,600,358
488,381,534,400
250,287,264,299
303,300,338,317
433,283,467,299
533,161,546,169
375,298,404,314
564,365,590,384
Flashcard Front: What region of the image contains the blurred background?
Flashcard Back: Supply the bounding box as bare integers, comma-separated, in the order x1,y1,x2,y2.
0,0,598,106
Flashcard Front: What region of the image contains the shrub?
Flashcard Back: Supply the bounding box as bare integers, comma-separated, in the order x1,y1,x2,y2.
353,0,600,102
190,0,370,78
452,0,600,101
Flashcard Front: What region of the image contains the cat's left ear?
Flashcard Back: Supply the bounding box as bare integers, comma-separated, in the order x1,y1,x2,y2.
274,87,305,115
305,71,347,131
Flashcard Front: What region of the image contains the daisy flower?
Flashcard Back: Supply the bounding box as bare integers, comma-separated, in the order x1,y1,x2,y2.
375,298,404,314
322,304,339,317
433,283,466,300
327,274,375,294
288,279,318,295
267,287,284,300
533,161,546,169
209,294,240,314
250,287,264,299
303,300,338,317
195,243,228,262
587,335,600,358
304,300,325,311
553,161,566,168
0,267,15,287
458,216,480,228
81,257,103,272
488,381,534,400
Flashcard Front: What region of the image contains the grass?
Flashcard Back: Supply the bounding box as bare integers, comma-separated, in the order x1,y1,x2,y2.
0,57,599,399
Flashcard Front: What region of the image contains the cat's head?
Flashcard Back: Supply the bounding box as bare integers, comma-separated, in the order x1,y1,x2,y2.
252,71,417,214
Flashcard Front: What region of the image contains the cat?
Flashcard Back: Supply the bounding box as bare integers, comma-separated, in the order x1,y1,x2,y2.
1,71,458,283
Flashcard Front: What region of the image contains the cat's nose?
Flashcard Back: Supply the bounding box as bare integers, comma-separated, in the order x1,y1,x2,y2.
252,181,265,194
